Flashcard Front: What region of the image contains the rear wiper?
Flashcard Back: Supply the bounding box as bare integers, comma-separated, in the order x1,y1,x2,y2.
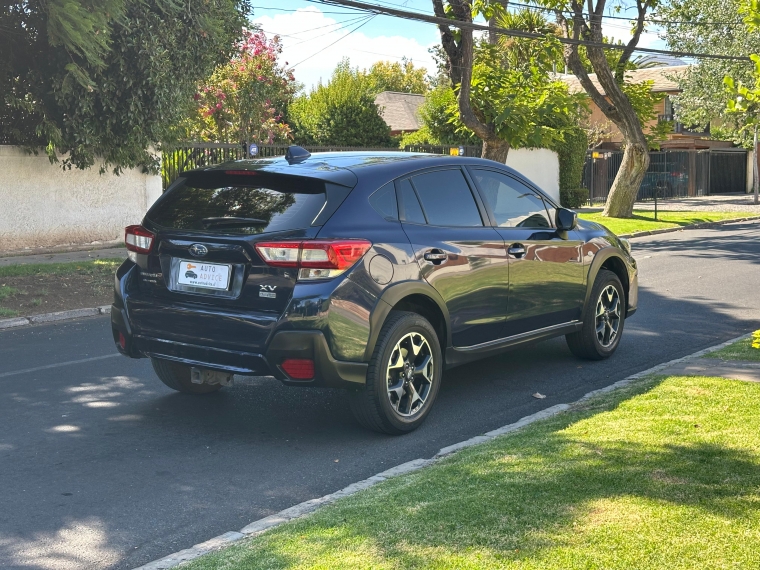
201,217,267,227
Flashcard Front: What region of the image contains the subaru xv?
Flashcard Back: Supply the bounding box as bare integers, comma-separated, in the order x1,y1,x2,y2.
112,147,637,434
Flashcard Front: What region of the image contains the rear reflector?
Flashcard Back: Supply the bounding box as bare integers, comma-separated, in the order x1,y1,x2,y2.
281,358,315,380
118,332,126,350
255,240,371,280
125,225,155,254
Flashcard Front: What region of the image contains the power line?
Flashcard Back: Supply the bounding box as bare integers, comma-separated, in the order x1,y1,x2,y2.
292,15,377,67
507,1,743,27
310,0,751,62
251,6,362,15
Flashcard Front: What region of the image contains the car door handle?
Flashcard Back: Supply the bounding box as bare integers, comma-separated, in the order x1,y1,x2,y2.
508,244,526,258
423,250,448,264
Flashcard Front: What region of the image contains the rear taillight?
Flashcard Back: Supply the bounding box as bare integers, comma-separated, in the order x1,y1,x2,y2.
125,225,155,260
255,240,371,281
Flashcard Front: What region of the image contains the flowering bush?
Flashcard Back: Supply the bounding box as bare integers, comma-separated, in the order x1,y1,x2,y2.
183,29,298,143
752,330,760,350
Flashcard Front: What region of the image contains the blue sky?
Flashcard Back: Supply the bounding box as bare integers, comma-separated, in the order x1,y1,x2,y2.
251,1,668,91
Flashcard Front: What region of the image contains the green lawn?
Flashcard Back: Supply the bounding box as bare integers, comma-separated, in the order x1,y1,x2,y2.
579,210,756,236
185,374,760,570
705,333,760,362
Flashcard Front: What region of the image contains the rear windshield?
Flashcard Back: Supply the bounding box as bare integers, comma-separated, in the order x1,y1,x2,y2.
147,177,326,235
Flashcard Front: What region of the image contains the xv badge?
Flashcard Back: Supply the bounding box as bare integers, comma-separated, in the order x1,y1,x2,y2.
259,284,277,299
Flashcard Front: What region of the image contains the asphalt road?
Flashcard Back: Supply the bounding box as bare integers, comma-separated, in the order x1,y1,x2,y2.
2,221,760,570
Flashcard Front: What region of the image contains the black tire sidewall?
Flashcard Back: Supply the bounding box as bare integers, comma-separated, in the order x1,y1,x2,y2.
589,271,625,357
370,314,442,432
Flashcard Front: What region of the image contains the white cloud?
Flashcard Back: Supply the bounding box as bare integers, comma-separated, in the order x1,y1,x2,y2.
253,8,437,91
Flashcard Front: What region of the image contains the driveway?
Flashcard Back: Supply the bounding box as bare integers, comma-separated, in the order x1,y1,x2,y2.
1,221,759,570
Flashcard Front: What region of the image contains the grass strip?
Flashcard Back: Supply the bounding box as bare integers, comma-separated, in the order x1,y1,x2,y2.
579,210,756,236
705,334,760,362
184,374,760,570
0,258,123,278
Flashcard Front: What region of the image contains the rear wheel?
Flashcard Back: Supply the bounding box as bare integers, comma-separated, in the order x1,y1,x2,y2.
151,358,222,394
349,311,442,434
566,269,625,360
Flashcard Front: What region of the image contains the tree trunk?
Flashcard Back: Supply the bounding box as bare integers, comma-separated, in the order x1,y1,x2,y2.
602,142,649,218
482,137,510,163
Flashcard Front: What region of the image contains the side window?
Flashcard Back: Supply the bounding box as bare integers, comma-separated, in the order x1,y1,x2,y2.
471,169,552,229
369,182,398,220
410,169,483,227
396,178,426,224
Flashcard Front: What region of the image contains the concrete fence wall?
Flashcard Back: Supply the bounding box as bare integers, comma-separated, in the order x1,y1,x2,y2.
506,148,560,203
0,146,162,254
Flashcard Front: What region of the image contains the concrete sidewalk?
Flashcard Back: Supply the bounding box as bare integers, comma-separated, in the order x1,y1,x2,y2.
0,247,126,267
659,358,760,383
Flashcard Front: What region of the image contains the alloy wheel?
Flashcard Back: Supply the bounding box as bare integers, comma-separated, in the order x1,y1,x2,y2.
595,284,621,348
386,332,434,417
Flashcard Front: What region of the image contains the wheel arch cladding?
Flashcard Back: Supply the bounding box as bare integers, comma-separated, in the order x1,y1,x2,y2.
390,294,447,354
599,256,629,307
365,283,451,361
582,249,631,320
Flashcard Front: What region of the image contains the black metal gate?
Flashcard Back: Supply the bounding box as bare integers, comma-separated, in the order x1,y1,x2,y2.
582,149,747,203
161,143,482,190
709,151,747,194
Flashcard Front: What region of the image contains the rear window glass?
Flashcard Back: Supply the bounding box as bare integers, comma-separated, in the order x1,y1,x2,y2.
147,178,326,235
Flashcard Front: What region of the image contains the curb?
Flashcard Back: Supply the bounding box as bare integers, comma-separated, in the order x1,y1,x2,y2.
132,331,754,570
0,306,110,330
619,215,760,239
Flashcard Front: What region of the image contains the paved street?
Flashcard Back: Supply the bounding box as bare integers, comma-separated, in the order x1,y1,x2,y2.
1,221,759,570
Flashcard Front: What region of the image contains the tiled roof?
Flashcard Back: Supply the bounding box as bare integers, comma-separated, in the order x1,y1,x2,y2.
558,65,689,95
374,91,425,132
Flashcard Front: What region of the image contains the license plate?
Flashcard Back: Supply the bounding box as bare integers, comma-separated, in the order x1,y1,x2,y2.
177,260,231,290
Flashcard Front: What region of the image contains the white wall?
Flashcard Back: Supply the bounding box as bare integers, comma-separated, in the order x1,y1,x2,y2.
505,148,560,203
0,146,162,253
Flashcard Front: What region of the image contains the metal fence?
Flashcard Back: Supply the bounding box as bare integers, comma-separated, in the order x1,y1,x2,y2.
582,149,747,203
161,142,483,190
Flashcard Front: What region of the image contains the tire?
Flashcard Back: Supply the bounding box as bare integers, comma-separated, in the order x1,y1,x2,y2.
566,269,626,360
151,358,222,395
349,311,442,435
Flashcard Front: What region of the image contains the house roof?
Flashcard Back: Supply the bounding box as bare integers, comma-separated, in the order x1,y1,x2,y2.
374,91,425,132
558,65,689,95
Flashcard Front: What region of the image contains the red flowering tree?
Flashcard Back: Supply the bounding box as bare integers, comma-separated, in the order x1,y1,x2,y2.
184,29,297,144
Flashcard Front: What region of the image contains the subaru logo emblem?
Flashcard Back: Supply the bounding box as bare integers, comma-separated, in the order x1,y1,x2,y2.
189,244,208,257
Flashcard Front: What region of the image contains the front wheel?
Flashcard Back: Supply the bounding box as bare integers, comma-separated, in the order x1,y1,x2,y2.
349,311,442,434
566,269,625,360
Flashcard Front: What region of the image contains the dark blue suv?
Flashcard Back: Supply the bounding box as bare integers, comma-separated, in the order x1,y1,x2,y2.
112,148,637,434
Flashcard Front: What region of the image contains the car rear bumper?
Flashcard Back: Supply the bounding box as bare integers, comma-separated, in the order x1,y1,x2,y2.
112,306,367,388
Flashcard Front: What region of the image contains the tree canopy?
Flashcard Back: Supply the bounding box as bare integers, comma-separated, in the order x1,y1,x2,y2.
660,0,758,147
0,0,250,172
179,30,298,144
288,59,394,147
365,59,430,94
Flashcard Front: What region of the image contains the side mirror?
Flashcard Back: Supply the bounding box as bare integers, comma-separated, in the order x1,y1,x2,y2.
556,208,577,231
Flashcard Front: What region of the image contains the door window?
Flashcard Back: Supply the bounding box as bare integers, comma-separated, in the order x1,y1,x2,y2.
471,169,552,228
410,170,483,227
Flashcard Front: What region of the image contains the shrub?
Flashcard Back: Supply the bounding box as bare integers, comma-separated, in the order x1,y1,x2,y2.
560,187,589,209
